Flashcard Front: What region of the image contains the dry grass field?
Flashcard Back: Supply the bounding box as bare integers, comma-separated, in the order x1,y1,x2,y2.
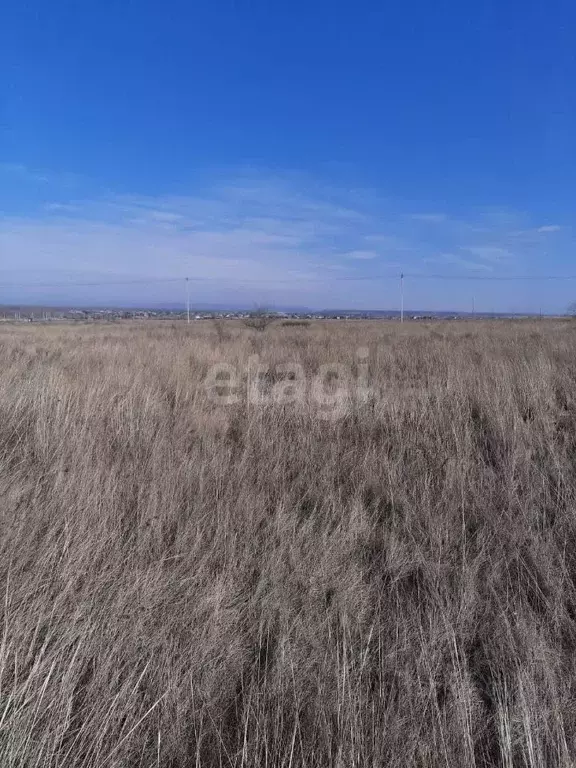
2,318,576,767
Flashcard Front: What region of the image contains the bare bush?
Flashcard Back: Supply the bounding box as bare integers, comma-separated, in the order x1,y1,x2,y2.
242,307,275,332
1,319,576,766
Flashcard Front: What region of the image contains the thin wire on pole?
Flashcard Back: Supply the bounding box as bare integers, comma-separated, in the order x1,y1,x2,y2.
185,277,190,324
400,273,404,323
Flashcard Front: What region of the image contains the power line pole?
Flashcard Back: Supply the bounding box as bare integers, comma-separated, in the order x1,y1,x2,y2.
400,273,404,323
185,277,190,324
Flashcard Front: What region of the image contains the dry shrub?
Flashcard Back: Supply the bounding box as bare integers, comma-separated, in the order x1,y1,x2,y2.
242,310,275,332
1,319,576,766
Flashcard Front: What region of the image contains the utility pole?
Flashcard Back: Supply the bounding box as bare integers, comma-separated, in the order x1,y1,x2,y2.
472,296,475,318
400,273,404,323
185,277,190,324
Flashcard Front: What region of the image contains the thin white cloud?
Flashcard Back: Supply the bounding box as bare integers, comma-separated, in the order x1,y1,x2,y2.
345,250,378,260
537,225,561,233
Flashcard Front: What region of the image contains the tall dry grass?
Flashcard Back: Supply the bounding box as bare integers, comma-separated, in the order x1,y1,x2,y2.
1,319,576,767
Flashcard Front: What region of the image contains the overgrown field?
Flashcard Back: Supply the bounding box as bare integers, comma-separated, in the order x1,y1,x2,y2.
2,319,576,767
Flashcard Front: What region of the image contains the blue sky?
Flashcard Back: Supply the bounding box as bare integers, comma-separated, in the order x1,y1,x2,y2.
1,1,575,311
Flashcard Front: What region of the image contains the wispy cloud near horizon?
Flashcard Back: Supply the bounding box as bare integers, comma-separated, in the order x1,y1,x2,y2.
537,225,562,233
1,166,575,311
